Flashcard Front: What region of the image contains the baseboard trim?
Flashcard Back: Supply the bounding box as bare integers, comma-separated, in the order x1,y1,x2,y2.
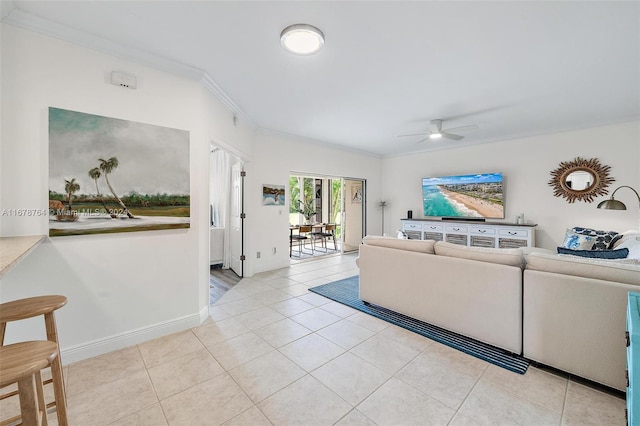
199,305,210,324
252,259,290,275
61,312,202,364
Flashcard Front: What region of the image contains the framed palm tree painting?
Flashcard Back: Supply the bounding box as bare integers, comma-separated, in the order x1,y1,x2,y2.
48,107,190,236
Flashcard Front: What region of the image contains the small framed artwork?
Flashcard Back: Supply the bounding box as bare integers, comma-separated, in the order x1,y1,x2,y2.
263,184,285,206
352,184,363,203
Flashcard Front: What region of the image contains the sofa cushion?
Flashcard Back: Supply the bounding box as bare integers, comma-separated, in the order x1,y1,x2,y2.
557,247,629,259
526,252,640,285
434,241,524,269
362,235,436,254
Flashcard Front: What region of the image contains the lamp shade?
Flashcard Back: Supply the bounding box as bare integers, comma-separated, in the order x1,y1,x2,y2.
597,198,627,210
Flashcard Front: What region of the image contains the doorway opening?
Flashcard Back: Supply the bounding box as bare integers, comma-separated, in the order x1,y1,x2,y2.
209,144,245,304
289,173,366,261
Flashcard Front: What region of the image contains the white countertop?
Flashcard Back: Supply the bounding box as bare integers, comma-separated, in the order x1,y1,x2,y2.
0,235,46,278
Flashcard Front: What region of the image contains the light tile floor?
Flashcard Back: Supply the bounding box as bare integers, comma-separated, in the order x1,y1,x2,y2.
3,253,626,425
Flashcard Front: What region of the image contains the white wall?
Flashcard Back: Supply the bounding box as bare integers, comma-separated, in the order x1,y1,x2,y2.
0,24,253,363
247,130,381,274
381,121,640,249
1,22,637,365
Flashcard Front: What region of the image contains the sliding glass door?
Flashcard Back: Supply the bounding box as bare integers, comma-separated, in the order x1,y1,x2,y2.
289,173,365,256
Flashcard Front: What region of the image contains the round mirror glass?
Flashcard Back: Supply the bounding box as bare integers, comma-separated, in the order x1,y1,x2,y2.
564,170,595,191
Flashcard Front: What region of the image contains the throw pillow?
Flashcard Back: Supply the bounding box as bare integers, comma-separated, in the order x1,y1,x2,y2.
613,231,640,248
570,227,622,250
557,247,629,259
561,229,596,250
615,237,640,260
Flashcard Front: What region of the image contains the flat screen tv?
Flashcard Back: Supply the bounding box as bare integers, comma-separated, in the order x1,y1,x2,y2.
422,173,504,219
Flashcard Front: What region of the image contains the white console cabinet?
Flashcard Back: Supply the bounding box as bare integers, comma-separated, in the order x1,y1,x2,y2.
401,219,536,248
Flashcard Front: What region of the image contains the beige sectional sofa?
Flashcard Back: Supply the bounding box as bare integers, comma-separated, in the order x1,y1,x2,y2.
356,236,640,391
357,236,525,354
524,252,640,391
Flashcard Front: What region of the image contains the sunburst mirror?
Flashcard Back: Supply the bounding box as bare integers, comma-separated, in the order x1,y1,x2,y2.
548,157,614,203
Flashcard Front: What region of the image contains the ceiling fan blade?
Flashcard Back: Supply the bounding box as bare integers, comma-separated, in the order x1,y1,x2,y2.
416,137,428,144
444,124,479,133
442,132,464,141
397,133,425,138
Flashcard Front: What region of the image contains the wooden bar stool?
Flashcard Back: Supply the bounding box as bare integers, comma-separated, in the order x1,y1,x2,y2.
0,296,68,426
0,340,59,426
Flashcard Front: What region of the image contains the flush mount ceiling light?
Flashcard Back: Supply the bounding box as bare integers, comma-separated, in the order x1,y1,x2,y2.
280,24,324,55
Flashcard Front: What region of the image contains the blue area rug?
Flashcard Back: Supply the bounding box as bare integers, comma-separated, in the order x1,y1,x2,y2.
309,275,529,375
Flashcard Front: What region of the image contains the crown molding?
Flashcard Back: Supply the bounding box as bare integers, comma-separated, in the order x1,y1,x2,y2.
199,74,253,125
2,8,253,126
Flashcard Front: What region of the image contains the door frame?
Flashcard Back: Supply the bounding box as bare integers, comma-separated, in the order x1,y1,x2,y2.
209,139,249,277
289,171,367,256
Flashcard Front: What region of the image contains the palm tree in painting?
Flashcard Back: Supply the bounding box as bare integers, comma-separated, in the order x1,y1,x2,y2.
64,178,80,211
98,157,135,218
88,167,116,218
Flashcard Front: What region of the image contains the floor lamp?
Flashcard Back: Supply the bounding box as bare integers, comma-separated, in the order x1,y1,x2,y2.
597,185,640,210
379,201,387,236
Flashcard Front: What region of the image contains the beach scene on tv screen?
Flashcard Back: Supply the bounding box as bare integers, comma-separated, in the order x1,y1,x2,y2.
422,173,504,219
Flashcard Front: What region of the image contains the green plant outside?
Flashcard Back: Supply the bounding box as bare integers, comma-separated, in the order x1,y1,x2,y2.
289,176,343,239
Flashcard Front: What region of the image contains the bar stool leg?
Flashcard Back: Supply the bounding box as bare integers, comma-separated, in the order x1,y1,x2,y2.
17,374,42,426
44,312,67,426
35,371,48,426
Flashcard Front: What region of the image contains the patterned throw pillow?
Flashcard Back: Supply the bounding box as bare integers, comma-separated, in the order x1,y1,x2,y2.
562,227,621,250
561,229,595,250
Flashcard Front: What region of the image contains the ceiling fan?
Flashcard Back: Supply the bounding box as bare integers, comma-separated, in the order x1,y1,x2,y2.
398,119,478,143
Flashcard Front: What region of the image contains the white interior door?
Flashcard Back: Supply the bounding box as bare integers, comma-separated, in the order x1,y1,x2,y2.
230,162,243,276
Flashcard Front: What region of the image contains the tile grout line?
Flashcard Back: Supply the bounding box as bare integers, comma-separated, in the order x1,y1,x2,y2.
447,366,487,425
559,376,570,425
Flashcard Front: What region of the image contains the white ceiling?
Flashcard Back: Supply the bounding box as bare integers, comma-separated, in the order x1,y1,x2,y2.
3,1,639,157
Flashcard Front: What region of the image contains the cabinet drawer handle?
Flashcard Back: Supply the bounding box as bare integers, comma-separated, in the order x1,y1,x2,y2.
478,229,486,233
453,228,460,231
430,226,436,229
508,231,517,235
627,331,630,347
